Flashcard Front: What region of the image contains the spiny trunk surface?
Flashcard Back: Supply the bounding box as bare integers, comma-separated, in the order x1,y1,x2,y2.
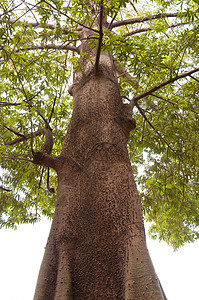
34,46,165,299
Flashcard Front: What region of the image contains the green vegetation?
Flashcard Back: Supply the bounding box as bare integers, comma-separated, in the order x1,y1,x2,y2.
0,0,198,249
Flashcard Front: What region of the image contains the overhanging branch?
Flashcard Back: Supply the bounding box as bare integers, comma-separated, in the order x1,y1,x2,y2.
111,13,181,29
132,67,199,104
122,22,189,37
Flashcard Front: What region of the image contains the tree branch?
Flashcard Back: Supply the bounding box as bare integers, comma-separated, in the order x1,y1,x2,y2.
129,0,139,15
152,93,199,115
5,130,42,146
151,93,177,106
0,154,33,163
48,95,57,123
132,67,199,104
0,186,11,192
17,44,80,53
22,0,39,24
190,75,199,83
32,151,60,170
122,22,189,37
111,13,181,29
123,27,152,37
0,101,20,107
1,19,69,34
95,0,104,74
108,4,121,29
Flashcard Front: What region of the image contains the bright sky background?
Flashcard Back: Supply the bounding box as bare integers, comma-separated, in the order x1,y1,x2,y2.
0,217,198,300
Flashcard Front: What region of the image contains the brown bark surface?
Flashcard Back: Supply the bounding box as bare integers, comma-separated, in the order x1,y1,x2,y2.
34,28,165,300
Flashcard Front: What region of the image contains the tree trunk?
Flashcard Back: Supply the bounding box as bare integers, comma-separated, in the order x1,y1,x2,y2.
33,28,165,300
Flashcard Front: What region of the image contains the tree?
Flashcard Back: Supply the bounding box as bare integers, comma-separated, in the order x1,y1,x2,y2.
0,0,198,299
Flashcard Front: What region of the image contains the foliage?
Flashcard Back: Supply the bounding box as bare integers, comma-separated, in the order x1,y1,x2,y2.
0,0,198,249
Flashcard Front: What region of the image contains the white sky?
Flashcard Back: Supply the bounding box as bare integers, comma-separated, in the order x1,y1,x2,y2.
0,218,198,300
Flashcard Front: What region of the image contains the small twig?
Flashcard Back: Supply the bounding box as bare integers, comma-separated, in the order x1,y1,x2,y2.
151,93,177,106
122,22,189,37
123,27,152,37
22,0,39,24
129,1,139,15
48,95,57,123
0,186,11,192
0,45,28,99
42,0,99,33
6,1,43,32
108,4,121,29
39,167,44,189
47,167,55,193
5,129,42,146
0,154,33,163
3,126,25,138
24,101,50,128
0,2,23,17
189,75,199,83
135,103,182,161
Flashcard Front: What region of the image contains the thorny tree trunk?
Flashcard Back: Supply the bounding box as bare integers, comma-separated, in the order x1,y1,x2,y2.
33,26,166,300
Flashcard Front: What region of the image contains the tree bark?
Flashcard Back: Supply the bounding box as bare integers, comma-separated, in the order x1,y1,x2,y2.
34,27,165,300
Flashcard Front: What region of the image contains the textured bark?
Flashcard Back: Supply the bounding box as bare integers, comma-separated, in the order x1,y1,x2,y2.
34,28,165,300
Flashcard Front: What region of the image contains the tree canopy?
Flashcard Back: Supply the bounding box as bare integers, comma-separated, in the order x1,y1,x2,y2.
0,0,198,249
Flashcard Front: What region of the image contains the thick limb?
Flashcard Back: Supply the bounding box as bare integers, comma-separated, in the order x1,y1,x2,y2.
33,126,61,171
